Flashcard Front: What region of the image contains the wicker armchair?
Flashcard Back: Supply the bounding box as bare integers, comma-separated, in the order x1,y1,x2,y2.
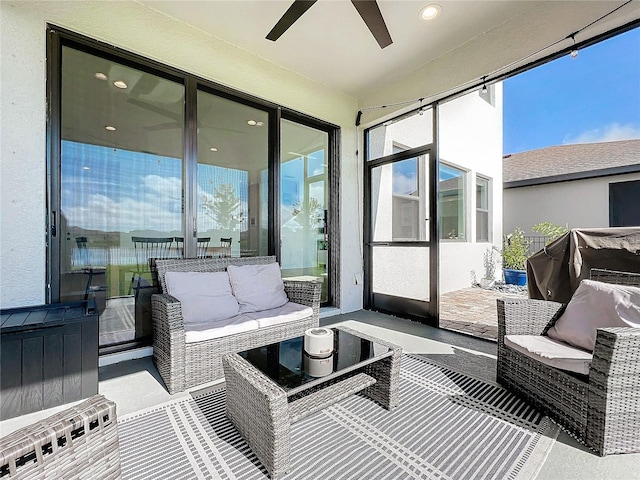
0,395,120,479
497,269,640,456
152,255,321,394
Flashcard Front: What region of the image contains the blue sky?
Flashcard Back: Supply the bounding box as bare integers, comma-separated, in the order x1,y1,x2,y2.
503,27,640,155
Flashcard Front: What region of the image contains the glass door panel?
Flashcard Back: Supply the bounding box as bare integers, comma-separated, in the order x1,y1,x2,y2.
196,90,269,258
60,47,185,347
366,109,433,161
365,104,436,322
368,154,431,317
280,119,329,303
371,158,428,242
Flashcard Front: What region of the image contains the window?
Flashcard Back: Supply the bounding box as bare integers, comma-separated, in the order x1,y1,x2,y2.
439,163,466,240
476,176,490,242
392,158,423,241
610,180,640,226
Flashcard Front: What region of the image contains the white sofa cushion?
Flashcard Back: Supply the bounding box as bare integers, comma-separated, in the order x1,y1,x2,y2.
184,314,258,343
245,301,313,328
165,271,240,325
227,263,288,313
547,279,640,352
504,334,593,375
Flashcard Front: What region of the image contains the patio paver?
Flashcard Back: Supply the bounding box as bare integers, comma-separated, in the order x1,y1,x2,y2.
440,286,526,341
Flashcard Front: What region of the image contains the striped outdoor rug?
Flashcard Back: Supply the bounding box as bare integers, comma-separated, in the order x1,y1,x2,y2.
118,355,558,479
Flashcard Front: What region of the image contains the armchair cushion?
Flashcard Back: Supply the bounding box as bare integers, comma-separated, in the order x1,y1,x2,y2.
547,279,640,352
165,271,240,324
505,334,593,375
227,263,288,313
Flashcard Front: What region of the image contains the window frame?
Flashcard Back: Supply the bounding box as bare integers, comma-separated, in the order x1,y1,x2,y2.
390,142,427,242
609,179,640,227
475,174,491,242
438,161,467,242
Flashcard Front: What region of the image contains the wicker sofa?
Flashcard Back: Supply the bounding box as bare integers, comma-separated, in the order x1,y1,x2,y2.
152,255,321,394
497,269,640,456
0,395,120,479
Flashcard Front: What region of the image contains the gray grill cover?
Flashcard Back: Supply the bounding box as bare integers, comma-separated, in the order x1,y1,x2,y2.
526,227,640,303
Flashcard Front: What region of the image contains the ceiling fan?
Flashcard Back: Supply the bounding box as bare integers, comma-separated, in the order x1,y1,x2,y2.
266,0,393,49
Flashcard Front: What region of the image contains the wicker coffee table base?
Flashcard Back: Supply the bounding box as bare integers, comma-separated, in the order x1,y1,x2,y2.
222,326,402,478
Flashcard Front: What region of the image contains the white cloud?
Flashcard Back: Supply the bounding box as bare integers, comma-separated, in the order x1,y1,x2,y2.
66,193,182,233
64,174,186,232
563,122,640,145
393,173,417,195
143,175,181,197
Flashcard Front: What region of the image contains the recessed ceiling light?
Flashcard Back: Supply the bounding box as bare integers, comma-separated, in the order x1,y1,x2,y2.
94,72,107,80
419,4,441,21
105,126,116,131
209,147,218,152
113,80,128,89
83,166,90,170
247,120,257,126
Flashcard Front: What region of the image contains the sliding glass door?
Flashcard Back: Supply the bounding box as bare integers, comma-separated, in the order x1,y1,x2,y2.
49,31,339,352
196,90,269,258
59,46,186,346
280,119,330,303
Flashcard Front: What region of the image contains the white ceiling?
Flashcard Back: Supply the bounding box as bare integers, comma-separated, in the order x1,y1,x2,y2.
140,0,639,98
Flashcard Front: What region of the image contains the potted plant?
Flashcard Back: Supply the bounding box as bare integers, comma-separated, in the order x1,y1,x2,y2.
479,247,500,288
502,227,531,285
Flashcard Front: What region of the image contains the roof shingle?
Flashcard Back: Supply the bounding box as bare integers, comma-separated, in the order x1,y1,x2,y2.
503,139,640,184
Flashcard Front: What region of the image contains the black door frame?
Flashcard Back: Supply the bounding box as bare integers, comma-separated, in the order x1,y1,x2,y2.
46,26,340,354
363,108,439,326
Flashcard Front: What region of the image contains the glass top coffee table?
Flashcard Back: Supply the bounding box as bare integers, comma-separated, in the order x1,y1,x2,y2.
239,326,395,395
222,326,402,478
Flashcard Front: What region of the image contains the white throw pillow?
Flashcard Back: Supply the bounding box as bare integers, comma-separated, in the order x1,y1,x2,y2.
164,271,240,325
547,279,640,352
227,263,288,313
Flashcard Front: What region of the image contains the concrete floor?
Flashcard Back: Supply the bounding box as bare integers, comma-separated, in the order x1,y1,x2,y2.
2,309,639,479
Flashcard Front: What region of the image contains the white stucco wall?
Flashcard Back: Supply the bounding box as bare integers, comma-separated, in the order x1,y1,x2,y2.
438,86,504,293
504,172,640,235
0,1,363,310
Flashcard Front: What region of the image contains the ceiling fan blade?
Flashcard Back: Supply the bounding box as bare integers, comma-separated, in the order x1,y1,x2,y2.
127,98,182,122
351,0,392,49
144,121,180,132
266,0,317,41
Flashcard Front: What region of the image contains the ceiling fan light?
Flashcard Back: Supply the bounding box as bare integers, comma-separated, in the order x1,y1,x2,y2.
419,4,441,21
